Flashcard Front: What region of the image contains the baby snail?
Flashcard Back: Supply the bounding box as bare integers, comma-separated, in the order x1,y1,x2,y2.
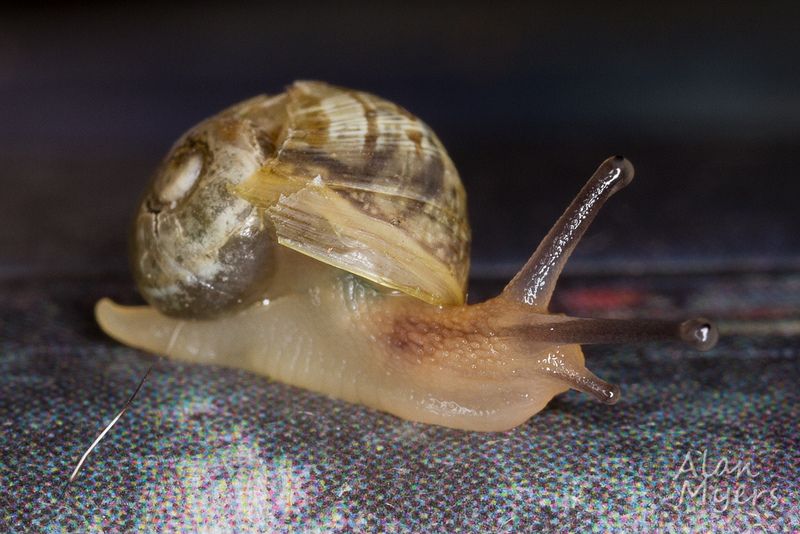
96,81,718,432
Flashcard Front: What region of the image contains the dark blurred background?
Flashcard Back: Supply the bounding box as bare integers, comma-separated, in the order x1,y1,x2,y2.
2,2,799,283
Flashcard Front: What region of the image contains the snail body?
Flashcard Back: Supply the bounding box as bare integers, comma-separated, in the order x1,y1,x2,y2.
97,81,717,431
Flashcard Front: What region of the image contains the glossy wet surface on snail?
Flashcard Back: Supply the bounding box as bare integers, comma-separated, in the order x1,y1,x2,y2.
97,81,718,431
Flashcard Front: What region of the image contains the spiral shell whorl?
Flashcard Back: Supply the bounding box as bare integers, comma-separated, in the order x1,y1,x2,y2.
132,95,287,318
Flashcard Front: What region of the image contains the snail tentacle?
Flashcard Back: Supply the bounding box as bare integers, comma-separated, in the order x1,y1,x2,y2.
504,316,719,352
502,156,635,310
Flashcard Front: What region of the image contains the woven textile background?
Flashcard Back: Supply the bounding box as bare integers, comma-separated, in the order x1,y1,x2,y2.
2,273,797,532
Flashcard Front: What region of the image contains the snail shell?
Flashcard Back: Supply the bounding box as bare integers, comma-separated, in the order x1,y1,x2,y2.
98,82,718,431
133,81,469,318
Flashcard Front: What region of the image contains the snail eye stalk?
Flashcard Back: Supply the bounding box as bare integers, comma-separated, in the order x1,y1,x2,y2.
511,317,719,352
502,156,634,310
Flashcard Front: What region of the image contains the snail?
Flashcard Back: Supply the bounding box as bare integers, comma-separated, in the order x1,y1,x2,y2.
95,81,718,432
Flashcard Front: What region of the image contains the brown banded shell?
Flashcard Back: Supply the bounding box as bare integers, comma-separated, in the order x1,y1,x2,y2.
132,81,471,318
235,81,470,305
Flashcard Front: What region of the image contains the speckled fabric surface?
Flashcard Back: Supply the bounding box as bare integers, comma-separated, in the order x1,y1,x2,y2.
1,273,798,532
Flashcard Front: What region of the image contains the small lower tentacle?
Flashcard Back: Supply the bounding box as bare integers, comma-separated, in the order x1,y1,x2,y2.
531,347,620,405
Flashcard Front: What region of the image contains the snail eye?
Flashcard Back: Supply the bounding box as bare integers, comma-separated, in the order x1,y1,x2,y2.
157,151,204,204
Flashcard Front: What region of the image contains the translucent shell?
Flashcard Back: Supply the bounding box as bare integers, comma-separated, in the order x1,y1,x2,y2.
234,81,471,305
